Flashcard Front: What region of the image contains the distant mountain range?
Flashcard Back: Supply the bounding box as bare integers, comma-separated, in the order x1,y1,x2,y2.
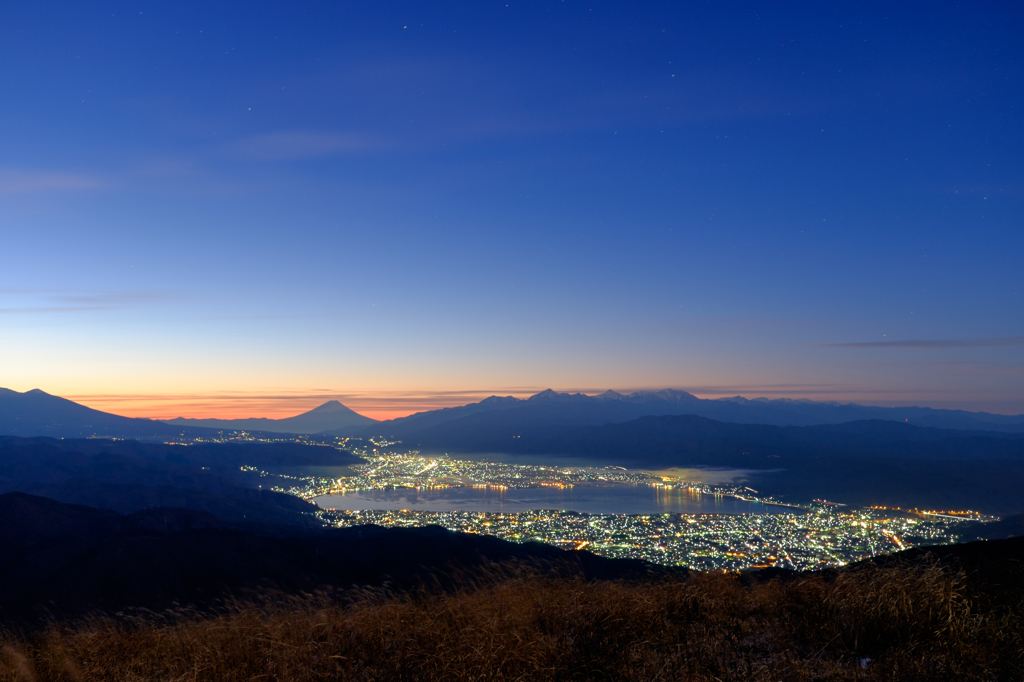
358,389,1024,447
164,400,377,434
0,388,376,439
3,386,1024,444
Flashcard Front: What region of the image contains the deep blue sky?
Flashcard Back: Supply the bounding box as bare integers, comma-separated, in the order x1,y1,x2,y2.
1,1,1022,418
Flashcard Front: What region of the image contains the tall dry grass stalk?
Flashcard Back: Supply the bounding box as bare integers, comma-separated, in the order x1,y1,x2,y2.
0,560,1020,681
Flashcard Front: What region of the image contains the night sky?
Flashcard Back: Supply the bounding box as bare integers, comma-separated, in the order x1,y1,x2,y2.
2,1,1022,419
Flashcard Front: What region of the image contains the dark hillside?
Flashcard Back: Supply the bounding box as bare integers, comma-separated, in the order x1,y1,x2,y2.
0,437,336,527
517,415,1024,513
48,437,363,470
0,493,668,625
382,413,1024,513
961,512,1024,540
0,526,1021,680
527,415,1024,465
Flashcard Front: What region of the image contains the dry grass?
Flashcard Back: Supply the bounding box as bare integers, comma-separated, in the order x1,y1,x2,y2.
1,560,1021,681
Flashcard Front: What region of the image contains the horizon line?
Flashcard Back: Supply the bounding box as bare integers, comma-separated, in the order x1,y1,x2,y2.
3,385,1020,421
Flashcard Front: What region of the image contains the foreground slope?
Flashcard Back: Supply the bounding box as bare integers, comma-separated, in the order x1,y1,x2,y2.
0,506,1020,680
0,493,667,624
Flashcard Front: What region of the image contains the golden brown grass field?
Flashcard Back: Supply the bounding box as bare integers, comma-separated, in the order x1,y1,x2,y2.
1,555,1022,682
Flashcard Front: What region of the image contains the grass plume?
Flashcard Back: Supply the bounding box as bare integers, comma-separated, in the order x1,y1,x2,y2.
0,558,1021,681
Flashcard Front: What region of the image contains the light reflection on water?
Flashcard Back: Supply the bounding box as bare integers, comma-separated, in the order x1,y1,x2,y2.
314,484,791,516
416,452,767,485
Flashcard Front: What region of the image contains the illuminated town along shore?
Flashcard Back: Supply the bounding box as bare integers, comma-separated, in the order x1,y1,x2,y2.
254,447,798,509
245,445,988,572
315,506,971,571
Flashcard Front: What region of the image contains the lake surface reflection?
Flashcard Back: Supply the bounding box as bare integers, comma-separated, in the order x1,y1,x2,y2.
315,484,792,515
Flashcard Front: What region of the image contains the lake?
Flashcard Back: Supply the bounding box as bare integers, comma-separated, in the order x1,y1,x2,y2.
314,484,795,516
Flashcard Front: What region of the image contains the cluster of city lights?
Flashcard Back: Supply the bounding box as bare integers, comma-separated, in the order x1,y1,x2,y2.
239,443,995,572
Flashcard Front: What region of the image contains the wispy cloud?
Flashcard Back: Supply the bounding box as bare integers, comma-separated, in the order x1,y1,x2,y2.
817,337,1024,349
0,307,113,314
224,131,388,160
0,168,105,193
0,290,175,314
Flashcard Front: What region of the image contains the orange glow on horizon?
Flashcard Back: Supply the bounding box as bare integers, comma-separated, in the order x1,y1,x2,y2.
62,390,532,423
70,399,437,422
44,384,1024,424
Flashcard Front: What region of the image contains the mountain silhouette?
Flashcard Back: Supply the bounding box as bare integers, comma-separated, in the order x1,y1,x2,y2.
360,389,1024,442
321,395,521,437
164,400,377,434
0,388,373,439
5,386,1024,443
0,387,217,439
